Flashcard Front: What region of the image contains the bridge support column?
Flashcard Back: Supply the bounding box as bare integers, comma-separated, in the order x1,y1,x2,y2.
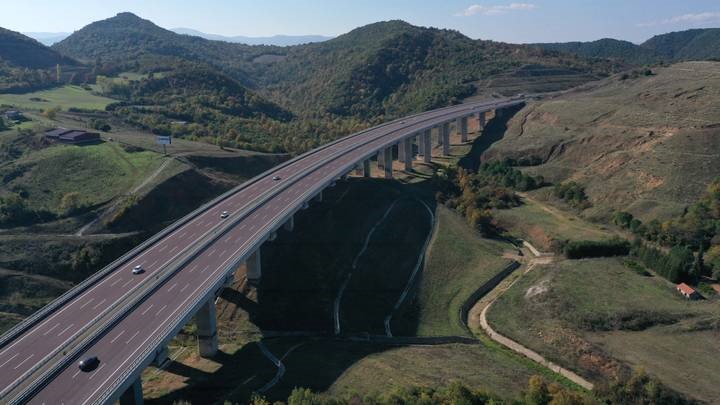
401,137,413,171
152,345,168,366
417,134,425,159
459,117,468,142
398,139,407,162
383,147,393,179
422,129,432,163
478,111,486,131
119,378,143,405
363,159,371,177
196,298,218,358
436,126,442,146
246,248,261,281
284,215,294,232
442,122,450,156
314,191,323,203
376,150,384,169
495,109,503,119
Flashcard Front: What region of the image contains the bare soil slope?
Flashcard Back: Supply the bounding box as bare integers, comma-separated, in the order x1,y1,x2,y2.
485,61,720,221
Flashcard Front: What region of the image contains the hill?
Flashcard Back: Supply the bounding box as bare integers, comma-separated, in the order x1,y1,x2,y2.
171,28,332,46
531,38,657,65
483,61,720,222
532,28,720,65
0,27,77,69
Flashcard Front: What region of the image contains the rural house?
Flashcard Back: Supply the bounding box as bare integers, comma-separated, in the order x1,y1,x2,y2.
676,283,701,300
45,128,101,144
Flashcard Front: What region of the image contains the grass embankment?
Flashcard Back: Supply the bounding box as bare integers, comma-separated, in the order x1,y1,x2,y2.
488,257,720,402
393,206,513,336
1,142,166,214
493,192,617,252
0,85,116,111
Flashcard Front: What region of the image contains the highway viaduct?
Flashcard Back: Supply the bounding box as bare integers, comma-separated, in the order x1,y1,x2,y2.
0,98,522,404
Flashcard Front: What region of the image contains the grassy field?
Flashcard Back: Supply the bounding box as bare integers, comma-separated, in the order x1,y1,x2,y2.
393,206,514,337
487,257,720,402
0,85,116,111
493,192,618,252
1,142,166,213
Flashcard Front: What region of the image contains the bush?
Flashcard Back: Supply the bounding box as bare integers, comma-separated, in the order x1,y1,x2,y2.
564,238,630,259
553,181,590,209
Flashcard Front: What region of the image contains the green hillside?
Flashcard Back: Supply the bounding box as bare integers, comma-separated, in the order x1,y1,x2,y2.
531,38,657,65
0,27,77,69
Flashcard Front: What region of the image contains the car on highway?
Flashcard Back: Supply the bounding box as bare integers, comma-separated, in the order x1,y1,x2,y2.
220,210,230,219
78,356,100,372
132,265,144,275
272,175,281,181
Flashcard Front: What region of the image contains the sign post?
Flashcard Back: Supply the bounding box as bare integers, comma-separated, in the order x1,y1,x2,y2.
156,135,171,155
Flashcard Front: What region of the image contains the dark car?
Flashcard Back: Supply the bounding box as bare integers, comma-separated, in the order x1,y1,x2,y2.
78,356,100,372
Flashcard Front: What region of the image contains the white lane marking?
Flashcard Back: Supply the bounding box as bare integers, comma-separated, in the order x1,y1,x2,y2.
109,278,122,287
220,250,227,258
43,323,60,336
149,260,158,268
158,244,167,253
249,225,256,231
188,265,198,273
200,266,209,274
72,369,81,379
167,283,178,293
110,330,125,344
14,354,34,369
169,246,178,254
0,353,19,368
141,304,154,315
156,305,167,317
208,249,216,257
238,224,246,230
180,284,189,293
92,299,107,310
178,231,187,239
125,331,139,345
57,324,74,337
122,279,133,288
79,298,94,310
88,364,105,380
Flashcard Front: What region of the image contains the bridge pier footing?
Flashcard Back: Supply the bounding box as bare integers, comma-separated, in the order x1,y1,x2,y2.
119,378,143,405
363,159,371,177
459,116,468,142
197,298,218,358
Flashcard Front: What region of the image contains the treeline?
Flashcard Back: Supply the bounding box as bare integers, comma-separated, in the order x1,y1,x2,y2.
613,177,720,281
564,238,630,259
435,161,544,236
553,181,591,209
244,370,693,405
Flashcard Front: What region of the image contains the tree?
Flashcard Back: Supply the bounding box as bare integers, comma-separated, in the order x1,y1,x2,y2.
55,63,62,83
43,106,60,120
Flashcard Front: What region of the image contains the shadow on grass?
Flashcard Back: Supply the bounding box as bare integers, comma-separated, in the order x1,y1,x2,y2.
458,104,524,172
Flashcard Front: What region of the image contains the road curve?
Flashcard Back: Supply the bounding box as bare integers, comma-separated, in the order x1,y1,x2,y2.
0,97,523,404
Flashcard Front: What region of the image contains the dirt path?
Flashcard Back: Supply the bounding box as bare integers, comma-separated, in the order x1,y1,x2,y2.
334,199,400,335
384,200,435,337
256,341,306,394
470,242,595,390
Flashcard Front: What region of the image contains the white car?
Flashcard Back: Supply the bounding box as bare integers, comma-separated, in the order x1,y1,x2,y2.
220,211,230,219
132,265,144,275
272,175,281,181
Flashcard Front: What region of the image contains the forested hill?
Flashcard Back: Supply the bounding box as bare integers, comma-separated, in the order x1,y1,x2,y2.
0,27,78,69
531,28,720,65
250,20,609,119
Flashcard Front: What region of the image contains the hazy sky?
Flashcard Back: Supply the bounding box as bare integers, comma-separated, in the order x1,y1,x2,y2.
2,0,720,44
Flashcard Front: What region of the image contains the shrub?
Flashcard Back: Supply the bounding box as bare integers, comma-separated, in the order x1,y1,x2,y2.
553,181,590,209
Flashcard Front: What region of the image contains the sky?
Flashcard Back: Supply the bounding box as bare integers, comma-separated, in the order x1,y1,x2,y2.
2,0,720,44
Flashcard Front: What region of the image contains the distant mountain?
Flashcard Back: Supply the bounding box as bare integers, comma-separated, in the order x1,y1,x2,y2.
23,32,70,46
0,27,77,69
531,28,720,65
171,28,332,46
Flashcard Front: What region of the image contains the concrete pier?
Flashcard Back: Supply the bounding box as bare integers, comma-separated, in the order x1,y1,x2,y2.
313,191,323,203
246,249,261,281
401,137,413,170
398,139,407,162
377,150,384,169
383,147,393,179
459,116,468,142
284,216,294,232
152,345,168,366
417,133,425,159
119,378,143,405
196,299,218,358
362,159,371,177
441,122,450,156
423,129,432,163
478,111,486,130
